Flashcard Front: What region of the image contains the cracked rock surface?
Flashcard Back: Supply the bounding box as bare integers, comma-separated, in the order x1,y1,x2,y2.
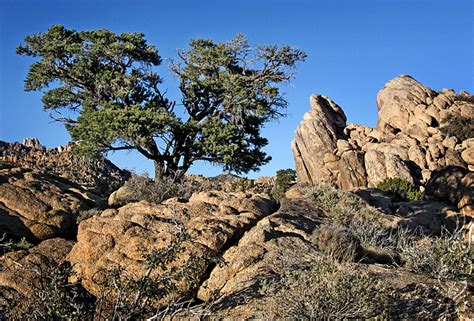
0,164,103,241
67,191,277,303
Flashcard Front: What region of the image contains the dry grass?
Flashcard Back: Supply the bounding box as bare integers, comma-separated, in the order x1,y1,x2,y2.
260,257,389,319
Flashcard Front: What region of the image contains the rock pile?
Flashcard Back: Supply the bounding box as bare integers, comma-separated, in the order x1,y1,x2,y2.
0,139,129,196
292,75,473,190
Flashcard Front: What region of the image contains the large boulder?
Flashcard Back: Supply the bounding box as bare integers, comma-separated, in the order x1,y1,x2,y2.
197,198,324,316
425,166,473,217
292,95,347,183
67,191,277,305
376,75,436,133
364,150,414,187
0,164,103,241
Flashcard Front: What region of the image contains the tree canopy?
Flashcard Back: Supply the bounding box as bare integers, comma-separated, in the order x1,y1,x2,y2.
18,25,306,179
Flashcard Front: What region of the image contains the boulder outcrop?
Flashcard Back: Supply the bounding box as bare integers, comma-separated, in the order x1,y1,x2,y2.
197,198,324,313
292,75,473,191
0,163,103,241
67,191,277,304
0,238,77,316
0,139,129,196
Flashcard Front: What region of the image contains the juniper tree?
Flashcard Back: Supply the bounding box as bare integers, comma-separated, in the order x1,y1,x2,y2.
18,25,306,180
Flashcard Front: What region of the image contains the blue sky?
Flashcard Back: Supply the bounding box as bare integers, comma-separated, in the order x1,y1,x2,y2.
0,0,472,178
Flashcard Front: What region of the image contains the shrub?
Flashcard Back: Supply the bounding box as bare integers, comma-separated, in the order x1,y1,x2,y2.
261,257,389,319
28,262,95,320
396,228,472,281
2,261,95,320
76,208,102,224
311,225,362,262
14,237,34,251
440,112,474,142
122,172,193,204
272,168,297,199
230,177,255,192
377,177,423,202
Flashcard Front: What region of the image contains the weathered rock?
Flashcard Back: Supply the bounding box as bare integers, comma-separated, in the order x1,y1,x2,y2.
0,139,129,196
376,75,435,133
364,150,414,187
292,95,347,183
0,165,103,241
292,75,473,191
354,188,394,214
0,238,79,317
67,191,277,305
338,150,367,189
461,147,474,165
197,198,323,314
425,166,472,213
393,201,459,234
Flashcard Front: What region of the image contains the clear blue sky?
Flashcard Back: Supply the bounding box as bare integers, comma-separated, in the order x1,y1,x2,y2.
1,0,472,178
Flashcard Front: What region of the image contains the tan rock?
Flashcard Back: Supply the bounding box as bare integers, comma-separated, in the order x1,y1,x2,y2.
292,95,347,183
197,198,323,311
338,151,367,189
376,75,435,133
0,166,103,241
364,150,414,187
461,147,474,165
67,191,277,305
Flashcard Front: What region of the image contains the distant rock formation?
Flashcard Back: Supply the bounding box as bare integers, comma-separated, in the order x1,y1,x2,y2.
0,138,129,196
292,75,473,193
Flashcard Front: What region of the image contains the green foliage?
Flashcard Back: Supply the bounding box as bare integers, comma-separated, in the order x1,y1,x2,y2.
440,112,474,142
377,177,423,202
18,25,306,179
272,168,296,198
14,237,34,250
261,257,389,319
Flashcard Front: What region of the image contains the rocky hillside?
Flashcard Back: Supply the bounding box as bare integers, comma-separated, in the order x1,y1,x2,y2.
292,75,473,190
0,76,472,319
0,138,129,196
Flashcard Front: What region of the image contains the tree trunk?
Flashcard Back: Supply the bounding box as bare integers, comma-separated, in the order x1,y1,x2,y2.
154,160,164,182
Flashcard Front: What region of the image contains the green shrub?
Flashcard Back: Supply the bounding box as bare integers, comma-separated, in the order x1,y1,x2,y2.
440,112,474,142
14,237,34,250
272,168,297,199
123,172,193,204
261,257,389,319
377,177,423,201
